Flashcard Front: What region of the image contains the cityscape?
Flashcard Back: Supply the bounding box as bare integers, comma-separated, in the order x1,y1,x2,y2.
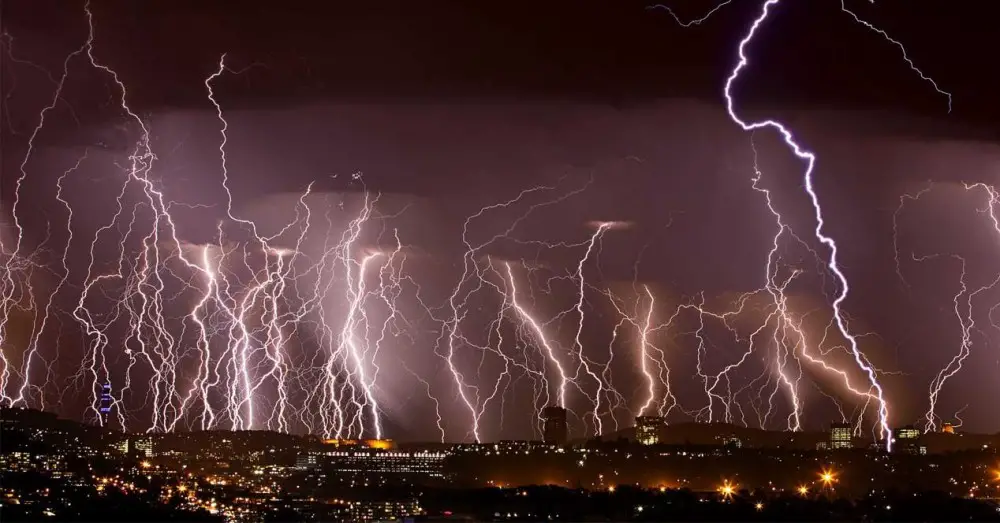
3,0,999,521
3,405,999,521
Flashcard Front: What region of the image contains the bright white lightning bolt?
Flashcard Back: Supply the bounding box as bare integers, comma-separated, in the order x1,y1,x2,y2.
720,0,907,450
3,0,975,444
636,286,657,416
570,222,614,436
437,180,592,442
504,262,568,409
654,0,954,446
0,2,416,439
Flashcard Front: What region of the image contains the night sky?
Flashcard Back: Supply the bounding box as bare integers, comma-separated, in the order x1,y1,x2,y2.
2,0,999,440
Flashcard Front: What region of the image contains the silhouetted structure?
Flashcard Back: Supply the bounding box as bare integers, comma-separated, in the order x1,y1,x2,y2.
542,406,567,444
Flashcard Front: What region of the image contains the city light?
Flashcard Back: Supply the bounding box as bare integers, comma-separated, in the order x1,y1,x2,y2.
0,1,994,522
718,480,736,500
820,468,837,487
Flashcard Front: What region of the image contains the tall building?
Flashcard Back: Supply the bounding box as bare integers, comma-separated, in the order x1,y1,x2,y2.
99,383,113,418
829,423,852,450
133,436,154,458
634,416,667,445
542,406,568,444
893,425,925,455
894,425,920,441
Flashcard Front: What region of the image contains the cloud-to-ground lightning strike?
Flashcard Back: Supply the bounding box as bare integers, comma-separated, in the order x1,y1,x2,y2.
0,2,416,439
894,182,1000,432
650,0,955,447
1,0,986,445
722,0,890,448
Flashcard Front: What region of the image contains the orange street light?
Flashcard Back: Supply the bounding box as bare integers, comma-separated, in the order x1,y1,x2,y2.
819,468,837,488
718,480,736,500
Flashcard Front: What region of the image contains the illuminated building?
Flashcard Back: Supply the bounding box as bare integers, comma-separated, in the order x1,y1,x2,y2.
894,425,920,441
112,438,130,455
893,425,925,455
320,438,396,450
451,440,560,455
720,434,743,449
344,498,423,521
634,416,667,445
298,448,447,479
99,383,113,415
829,423,852,450
296,453,318,469
133,436,154,458
542,406,568,444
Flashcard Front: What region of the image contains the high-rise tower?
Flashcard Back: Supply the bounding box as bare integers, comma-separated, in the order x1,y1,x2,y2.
99,383,113,420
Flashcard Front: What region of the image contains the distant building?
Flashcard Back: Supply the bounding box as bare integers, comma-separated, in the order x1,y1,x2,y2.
829,423,852,450
297,447,446,479
893,425,925,455
542,406,568,444
99,383,113,416
634,416,667,445
894,425,920,441
451,440,560,455
320,438,396,450
112,438,129,455
719,434,743,449
133,436,154,458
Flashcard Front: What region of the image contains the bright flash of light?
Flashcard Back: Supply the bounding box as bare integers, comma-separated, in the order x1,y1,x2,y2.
0,0,967,445
0,2,415,439
718,480,736,499
819,468,836,486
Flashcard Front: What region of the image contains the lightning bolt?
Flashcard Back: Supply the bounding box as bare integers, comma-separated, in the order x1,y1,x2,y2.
716,0,952,450
0,2,416,439
895,182,1000,432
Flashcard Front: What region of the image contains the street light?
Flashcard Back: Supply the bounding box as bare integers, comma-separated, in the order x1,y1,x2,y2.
819,468,837,488
718,480,736,500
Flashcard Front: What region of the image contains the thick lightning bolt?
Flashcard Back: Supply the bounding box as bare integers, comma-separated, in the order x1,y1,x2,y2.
654,0,954,447
720,0,918,449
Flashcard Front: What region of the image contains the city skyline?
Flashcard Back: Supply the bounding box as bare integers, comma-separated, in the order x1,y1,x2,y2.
3,0,1000,447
